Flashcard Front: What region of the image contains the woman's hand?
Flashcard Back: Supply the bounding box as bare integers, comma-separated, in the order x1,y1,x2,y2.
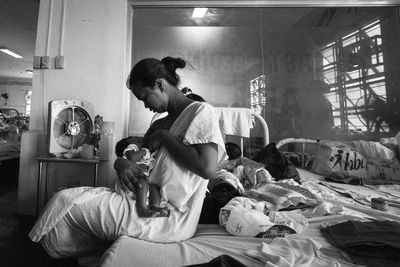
114,158,147,191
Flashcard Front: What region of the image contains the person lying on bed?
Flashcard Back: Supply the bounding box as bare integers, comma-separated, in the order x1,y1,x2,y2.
29,56,226,259
220,142,274,189
114,136,170,217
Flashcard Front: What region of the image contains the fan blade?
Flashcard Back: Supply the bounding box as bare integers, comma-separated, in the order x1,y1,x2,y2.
57,109,69,124
53,117,67,138
75,108,85,122
79,118,90,126
71,107,75,122
56,132,73,149
55,115,68,126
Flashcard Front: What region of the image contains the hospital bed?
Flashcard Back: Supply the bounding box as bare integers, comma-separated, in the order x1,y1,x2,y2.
81,107,400,267
0,140,20,162
0,107,24,163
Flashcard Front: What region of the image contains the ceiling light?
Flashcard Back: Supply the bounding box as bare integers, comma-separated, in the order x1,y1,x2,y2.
0,47,23,59
26,70,33,75
192,8,208,18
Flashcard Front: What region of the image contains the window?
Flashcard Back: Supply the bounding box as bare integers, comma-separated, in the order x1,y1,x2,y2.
25,90,32,116
250,75,267,116
130,6,400,141
320,20,388,133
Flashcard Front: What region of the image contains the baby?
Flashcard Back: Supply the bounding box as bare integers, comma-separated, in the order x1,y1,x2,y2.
115,136,169,218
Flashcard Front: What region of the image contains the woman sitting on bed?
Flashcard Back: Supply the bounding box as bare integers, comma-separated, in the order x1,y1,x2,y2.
29,56,226,259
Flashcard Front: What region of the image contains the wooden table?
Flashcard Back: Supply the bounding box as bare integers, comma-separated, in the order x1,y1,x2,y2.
36,155,100,216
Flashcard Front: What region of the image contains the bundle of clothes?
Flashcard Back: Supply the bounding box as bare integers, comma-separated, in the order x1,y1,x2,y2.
200,142,318,236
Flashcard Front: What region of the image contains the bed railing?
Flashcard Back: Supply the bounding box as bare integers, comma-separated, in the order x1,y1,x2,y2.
276,138,321,169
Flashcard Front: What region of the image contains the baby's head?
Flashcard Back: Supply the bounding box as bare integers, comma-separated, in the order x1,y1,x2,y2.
225,142,241,160
115,136,138,157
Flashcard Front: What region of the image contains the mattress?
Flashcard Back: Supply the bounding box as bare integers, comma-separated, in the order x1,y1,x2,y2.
298,168,400,218
99,224,266,267
98,220,361,267
94,167,400,267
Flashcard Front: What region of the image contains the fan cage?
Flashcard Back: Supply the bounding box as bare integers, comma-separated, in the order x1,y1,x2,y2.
52,106,93,150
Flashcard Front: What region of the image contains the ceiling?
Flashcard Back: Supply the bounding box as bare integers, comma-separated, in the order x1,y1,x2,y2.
0,1,391,83
0,0,39,82
0,3,310,83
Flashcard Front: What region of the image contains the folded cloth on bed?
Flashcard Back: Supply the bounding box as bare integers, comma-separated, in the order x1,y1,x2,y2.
302,201,344,218
244,182,319,211
216,108,252,137
244,237,359,267
319,181,400,208
321,220,400,267
219,157,273,189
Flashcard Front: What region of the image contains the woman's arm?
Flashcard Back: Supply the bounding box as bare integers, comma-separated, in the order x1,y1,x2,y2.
149,129,218,179
115,117,172,191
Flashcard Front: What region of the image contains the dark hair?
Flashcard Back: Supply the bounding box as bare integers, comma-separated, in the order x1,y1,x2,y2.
181,87,205,102
181,87,192,95
225,142,241,160
115,136,138,157
186,93,205,102
127,57,186,90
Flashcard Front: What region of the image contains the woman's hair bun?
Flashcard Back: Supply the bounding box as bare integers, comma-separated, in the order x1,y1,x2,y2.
161,57,186,72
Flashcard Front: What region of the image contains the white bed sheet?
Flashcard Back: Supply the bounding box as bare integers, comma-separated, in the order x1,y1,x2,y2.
99,224,266,267
98,221,360,267
95,168,400,267
298,168,400,218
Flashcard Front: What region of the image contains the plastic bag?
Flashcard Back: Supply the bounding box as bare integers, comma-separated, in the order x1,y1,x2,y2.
220,197,308,237
225,207,274,237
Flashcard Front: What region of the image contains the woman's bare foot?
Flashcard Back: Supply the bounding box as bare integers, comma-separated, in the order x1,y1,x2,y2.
150,205,170,217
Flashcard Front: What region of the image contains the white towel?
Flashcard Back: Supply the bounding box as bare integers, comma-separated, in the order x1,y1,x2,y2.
216,108,252,138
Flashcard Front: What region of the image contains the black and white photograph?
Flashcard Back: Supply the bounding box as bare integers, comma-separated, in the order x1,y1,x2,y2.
1,1,400,266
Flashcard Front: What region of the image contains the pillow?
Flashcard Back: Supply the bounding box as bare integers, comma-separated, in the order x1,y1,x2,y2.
311,141,367,182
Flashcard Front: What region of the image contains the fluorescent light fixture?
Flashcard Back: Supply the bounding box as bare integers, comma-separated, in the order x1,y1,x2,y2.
192,8,208,18
0,47,23,59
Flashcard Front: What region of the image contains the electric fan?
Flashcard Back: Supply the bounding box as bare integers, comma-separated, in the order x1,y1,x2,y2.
354,93,398,133
48,99,94,155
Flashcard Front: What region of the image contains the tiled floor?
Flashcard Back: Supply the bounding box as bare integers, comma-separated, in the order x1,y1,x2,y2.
0,159,79,267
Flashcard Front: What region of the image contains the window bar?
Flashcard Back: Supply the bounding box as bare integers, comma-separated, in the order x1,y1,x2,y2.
336,39,348,131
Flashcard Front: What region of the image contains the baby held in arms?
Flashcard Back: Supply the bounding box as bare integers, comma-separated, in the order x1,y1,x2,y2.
115,136,170,218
